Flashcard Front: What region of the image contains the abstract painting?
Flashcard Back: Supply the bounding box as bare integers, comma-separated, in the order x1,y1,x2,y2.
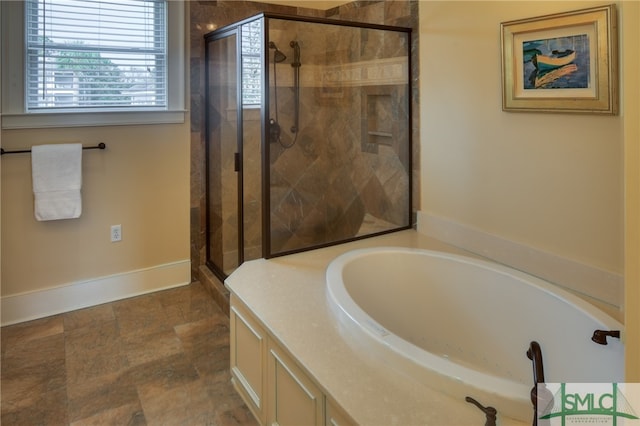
501,5,617,114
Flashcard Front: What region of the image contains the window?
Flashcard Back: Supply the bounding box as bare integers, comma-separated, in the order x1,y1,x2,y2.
1,0,184,128
241,19,262,106
54,71,74,89
52,71,76,105
26,0,166,111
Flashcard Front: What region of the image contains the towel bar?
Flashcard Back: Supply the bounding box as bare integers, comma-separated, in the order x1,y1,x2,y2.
1,142,106,156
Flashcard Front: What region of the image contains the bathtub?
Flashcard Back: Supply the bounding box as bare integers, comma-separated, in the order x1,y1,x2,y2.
326,247,624,422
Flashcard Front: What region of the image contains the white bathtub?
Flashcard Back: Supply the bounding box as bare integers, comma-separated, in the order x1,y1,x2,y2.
326,247,624,423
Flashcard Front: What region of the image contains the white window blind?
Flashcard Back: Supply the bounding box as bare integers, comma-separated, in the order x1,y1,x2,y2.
25,0,167,111
241,19,262,106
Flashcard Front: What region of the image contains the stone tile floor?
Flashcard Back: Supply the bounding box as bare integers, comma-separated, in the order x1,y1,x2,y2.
1,282,259,426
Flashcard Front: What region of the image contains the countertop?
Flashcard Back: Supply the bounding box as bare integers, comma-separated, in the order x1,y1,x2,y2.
225,229,528,426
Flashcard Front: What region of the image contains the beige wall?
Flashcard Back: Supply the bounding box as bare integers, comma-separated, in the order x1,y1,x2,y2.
1,123,190,296
622,0,640,382
420,1,624,273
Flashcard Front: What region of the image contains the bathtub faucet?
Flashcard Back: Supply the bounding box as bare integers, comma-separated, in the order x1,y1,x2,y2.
591,329,620,345
527,341,547,426
465,396,497,426
527,341,545,389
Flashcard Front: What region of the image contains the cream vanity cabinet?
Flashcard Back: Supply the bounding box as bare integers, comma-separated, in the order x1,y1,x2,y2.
230,296,355,426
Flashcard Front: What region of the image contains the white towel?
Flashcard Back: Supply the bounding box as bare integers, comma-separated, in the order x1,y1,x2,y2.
31,143,83,221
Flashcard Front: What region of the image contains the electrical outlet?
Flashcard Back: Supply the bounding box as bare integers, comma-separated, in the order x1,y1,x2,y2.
110,224,122,242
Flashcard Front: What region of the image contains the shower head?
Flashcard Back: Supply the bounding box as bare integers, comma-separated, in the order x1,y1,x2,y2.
269,42,287,63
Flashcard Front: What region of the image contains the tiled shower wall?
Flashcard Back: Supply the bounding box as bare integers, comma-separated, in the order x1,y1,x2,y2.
190,0,419,310
267,19,411,254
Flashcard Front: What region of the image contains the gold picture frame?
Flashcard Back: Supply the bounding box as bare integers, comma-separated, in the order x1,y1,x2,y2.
501,4,618,114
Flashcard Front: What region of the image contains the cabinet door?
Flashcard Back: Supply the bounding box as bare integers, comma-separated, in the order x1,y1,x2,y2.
230,299,267,424
268,342,324,426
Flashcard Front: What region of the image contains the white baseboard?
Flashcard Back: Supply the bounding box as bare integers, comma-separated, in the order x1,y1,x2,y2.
417,212,623,309
1,260,192,326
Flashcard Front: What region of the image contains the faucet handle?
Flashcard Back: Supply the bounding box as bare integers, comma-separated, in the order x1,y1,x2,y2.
465,396,497,426
592,329,620,345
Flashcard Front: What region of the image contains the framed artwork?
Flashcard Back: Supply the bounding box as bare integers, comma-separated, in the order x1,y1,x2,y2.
501,5,618,114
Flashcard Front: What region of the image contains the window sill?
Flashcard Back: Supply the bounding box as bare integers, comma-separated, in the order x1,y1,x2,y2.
1,109,187,130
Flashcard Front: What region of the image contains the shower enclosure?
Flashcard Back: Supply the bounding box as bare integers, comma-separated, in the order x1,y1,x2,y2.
204,13,411,279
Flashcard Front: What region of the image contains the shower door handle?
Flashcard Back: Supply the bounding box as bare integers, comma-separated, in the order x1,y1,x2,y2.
234,152,240,172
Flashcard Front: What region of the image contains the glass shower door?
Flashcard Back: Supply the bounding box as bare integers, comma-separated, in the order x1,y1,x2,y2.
266,18,411,256
204,13,411,267
205,30,241,278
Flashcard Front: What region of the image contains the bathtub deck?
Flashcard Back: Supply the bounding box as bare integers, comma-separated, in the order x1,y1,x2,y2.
224,229,529,426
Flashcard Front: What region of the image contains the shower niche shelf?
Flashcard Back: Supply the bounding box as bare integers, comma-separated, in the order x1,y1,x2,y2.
362,90,399,154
